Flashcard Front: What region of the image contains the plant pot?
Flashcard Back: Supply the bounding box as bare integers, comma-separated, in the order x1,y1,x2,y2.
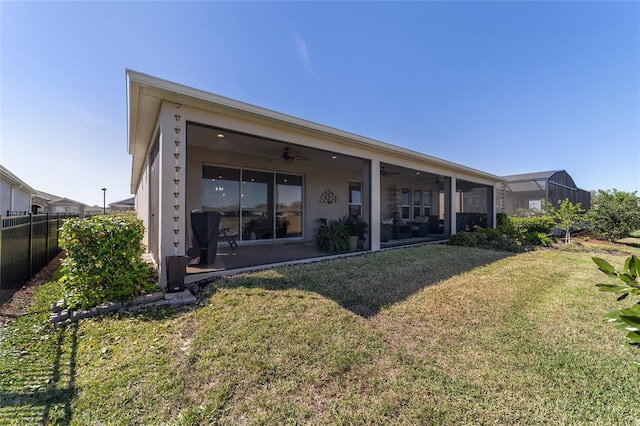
348,235,359,251
165,255,190,293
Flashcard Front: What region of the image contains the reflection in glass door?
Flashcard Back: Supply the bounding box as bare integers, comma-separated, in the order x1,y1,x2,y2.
242,170,274,240
202,166,303,241
276,174,302,238
202,166,240,234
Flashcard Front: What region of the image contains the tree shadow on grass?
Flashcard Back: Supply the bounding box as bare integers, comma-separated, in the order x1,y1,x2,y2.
211,245,514,317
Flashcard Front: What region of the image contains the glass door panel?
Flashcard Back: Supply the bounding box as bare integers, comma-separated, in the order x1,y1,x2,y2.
242,170,274,240
202,166,240,234
276,174,302,238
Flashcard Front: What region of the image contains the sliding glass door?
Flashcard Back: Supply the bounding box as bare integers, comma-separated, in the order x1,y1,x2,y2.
202,165,303,241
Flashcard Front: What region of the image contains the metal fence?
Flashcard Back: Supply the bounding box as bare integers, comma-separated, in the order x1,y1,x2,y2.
0,213,76,290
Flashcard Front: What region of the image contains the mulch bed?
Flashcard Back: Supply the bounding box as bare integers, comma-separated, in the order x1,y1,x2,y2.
0,252,65,327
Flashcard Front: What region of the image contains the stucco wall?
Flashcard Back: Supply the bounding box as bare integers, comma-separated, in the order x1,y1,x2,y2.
0,179,31,214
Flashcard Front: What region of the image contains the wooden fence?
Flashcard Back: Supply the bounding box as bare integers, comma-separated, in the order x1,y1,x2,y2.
0,213,76,290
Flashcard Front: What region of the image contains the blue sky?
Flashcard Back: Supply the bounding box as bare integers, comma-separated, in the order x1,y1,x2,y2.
2,1,638,207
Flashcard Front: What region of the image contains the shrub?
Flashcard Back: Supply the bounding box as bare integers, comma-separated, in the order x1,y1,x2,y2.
448,232,478,247
59,214,155,309
449,228,524,253
525,232,554,247
314,219,349,253
589,190,640,241
498,215,554,242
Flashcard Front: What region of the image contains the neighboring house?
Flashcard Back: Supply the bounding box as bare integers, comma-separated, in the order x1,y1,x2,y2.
0,164,36,216
126,70,502,288
110,197,135,212
32,190,88,218
498,170,591,215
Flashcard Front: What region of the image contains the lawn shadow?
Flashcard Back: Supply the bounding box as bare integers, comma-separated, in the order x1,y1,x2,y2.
0,323,78,424
212,245,514,317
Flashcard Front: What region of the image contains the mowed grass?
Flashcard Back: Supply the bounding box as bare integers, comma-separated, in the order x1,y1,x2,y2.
2,244,640,425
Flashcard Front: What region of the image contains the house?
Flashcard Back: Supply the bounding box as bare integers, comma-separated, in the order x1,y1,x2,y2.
32,190,88,218
0,164,36,216
498,170,591,215
126,70,502,288
109,197,135,212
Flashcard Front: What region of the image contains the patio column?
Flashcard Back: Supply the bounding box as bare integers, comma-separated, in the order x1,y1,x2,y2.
370,158,380,251
488,185,496,228
445,176,457,235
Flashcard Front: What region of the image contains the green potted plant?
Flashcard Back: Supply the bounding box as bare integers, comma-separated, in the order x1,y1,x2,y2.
344,215,368,251
314,218,349,253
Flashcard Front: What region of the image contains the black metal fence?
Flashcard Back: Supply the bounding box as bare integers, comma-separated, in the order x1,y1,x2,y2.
0,213,76,290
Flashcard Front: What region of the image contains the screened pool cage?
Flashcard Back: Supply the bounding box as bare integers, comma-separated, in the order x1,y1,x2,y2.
498,170,591,216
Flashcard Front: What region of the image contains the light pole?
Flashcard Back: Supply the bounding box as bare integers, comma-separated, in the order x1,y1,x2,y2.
102,188,107,215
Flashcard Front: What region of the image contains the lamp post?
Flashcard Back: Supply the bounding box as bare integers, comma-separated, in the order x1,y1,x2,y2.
102,188,107,215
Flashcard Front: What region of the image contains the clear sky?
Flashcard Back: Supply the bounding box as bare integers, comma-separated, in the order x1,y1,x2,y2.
2,1,638,207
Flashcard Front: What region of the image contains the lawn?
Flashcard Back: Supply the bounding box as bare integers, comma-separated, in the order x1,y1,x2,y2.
1,244,640,425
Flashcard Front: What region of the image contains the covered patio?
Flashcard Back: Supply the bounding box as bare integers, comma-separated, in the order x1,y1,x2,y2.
126,70,502,289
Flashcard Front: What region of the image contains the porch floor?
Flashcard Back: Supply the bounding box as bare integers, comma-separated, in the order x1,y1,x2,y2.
184,235,448,285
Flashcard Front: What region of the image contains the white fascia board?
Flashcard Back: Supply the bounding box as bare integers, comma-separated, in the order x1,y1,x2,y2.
125,70,502,185
0,164,37,195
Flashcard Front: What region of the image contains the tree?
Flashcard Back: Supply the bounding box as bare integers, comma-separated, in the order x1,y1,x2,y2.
588,190,640,241
543,198,584,244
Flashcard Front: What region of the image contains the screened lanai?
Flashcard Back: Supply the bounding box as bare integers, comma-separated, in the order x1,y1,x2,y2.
497,170,591,215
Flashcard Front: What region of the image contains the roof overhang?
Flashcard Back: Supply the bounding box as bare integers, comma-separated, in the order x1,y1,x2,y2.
126,70,502,193
0,164,37,195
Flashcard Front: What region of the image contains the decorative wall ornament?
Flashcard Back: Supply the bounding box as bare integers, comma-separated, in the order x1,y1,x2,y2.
319,189,338,204
174,127,181,134
175,114,181,121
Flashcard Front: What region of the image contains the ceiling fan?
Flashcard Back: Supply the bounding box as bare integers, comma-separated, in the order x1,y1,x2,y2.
269,147,309,163
380,166,400,177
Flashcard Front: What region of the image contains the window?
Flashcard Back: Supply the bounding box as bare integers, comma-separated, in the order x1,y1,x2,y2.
401,187,410,219
349,181,362,217
413,189,421,218
423,190,431,216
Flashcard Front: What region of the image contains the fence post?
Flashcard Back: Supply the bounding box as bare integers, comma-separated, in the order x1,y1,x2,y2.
45,213,50,262
28,213,33,280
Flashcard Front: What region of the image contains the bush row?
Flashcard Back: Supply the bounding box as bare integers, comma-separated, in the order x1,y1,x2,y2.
448,228,524,252
59,214,155,310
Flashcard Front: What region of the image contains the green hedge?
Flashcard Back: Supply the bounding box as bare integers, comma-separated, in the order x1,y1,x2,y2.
59,214,155,309
498,215,555,242
448,228,522,252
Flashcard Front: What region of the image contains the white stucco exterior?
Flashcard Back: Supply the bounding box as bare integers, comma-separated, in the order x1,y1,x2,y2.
0,165,36,215
126,70,501,288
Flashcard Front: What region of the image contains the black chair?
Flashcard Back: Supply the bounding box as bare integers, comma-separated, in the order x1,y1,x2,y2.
190,212,221,265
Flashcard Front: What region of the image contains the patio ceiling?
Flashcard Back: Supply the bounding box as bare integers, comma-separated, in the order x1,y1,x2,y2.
187,122,365,170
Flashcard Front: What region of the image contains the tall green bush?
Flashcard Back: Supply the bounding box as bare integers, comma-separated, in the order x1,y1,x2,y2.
589,190,640,241
497,215,554,242
59,214,154,309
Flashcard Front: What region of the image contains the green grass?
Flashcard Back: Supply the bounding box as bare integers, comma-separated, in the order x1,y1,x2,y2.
616,229,640,247
2,244,640,424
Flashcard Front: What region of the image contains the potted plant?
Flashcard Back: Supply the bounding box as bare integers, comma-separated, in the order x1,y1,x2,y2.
344,215,368,251
314,218,349,253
